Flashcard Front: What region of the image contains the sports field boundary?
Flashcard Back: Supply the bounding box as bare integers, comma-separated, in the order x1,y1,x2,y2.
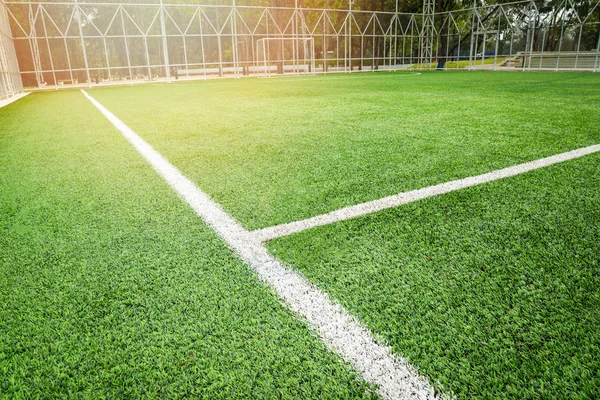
0,92,29,109
252,143,600,242
81,89,437,400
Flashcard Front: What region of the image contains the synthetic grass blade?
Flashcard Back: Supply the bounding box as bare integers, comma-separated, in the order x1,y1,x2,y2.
81,89,437,400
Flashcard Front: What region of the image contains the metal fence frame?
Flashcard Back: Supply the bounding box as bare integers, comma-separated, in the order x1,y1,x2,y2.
2,0,599,89
1,0,23,100
4,0,419,87
431,0,600,71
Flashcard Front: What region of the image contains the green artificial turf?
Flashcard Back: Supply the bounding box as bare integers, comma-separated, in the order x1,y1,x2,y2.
268,153,600,399
88,71,600,229
0,92,377,399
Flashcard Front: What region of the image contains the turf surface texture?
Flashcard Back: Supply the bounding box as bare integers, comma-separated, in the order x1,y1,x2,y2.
1,71,599,399
89,71,600,229
0,91,375,398
269,153,600,398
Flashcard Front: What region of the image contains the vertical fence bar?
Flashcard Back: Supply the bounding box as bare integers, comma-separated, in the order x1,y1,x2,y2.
469,5,475,69
75,0,91,87
0,0,23,99
198,8,207,80
143,33,151,81
527,5,536,71
232,0,239,78
574,23,583,69
595,25,600,72
159,0,171,82
182,33,188,78
120,6,133,81
102,34,112,82
39,6,57,86
63,11,74,84
29,5,44,86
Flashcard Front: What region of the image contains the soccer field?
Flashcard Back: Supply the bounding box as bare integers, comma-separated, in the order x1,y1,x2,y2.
1,71,599,399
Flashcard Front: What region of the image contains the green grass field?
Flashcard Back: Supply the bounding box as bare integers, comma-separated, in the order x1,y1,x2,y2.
0,92,375,398
89,71,600,229
269,153,600,398
1,71,599,399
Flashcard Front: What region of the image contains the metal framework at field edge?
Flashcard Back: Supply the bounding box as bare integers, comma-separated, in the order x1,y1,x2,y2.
0,0,599,94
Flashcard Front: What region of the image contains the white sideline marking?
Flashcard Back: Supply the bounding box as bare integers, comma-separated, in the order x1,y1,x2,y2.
81,89,436,400
0,92,29,109
253,144,600,242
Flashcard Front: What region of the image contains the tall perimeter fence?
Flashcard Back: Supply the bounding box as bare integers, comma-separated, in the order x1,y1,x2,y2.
0,0,599,90
1,0,23,100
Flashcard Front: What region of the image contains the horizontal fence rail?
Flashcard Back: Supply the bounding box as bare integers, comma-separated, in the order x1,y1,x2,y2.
2,0,599,89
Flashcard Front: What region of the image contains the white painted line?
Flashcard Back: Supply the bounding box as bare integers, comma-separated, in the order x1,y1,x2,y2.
253,144,600,242
0,92,29,109
81,89,437,400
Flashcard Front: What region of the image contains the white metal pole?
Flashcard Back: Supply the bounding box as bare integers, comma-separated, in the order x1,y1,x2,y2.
263,38,268,76
119,7,133,81
102,36,112,81
311,38,315,73
410,17,415,69
232,0,239,78
494,17,500,70
323,10,327,73
40,6,57,87
394,0,398,68
336,34,339,69
468,2,476,70
527,6,536,71
574,23,583,69
595,27,600,72
159,0,171,82
348,0,352,72
445,17,450,69
217,10,223,77
372,17,375,70
75,0,91,87
143,34,151,81
63,38,74,83
293,0,298,74
198,9,207,80
26,5,41,87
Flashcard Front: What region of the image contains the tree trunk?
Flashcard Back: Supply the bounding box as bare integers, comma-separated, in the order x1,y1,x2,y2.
436,20,448,69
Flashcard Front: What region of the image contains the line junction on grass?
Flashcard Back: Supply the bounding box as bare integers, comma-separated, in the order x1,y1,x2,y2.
82,89,437,400
251,143,600,242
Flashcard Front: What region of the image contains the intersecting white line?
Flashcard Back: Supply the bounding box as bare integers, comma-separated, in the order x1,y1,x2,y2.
81,89,437,400
252,143,600,242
